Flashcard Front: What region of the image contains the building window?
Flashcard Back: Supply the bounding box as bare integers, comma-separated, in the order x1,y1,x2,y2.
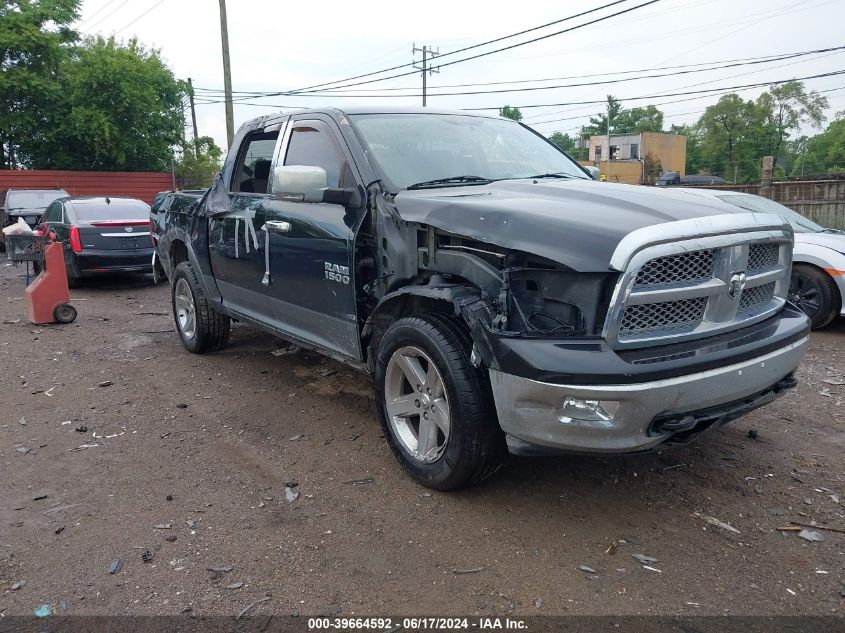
595,146,602,161
630,143,639,159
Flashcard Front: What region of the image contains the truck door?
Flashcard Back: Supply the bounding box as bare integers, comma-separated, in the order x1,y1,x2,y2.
257,117,362,360
208,120,285,318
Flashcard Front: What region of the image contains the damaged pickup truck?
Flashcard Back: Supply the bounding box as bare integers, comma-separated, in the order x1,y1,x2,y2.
152,107,809,490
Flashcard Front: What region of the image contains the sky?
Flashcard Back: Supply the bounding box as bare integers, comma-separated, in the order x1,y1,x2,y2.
73,0,845,152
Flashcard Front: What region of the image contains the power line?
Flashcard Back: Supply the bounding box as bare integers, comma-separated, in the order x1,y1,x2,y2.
280,0,636,95
77,0,121,28
82,0,131,32
195,46,845,97
114,0,169,35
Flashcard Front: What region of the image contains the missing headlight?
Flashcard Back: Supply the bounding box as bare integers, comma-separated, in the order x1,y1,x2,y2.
504,267,618,337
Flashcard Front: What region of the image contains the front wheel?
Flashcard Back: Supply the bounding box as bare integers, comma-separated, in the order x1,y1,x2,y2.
789,263,839,329
171,261,230,353
374,314,505,491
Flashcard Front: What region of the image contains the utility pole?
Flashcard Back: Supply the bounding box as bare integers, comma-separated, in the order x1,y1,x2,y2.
579,126,585,161
218,0,234,148
606,102,613,182
413,44,439,107
187,78,199,152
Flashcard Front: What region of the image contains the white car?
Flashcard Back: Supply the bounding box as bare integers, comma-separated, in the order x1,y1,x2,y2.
672,189,845,329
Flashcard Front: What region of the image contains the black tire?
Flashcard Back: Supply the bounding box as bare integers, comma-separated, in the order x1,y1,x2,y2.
790,263,839,329
53,303,77,324
374,313,505,491
171,261,230,353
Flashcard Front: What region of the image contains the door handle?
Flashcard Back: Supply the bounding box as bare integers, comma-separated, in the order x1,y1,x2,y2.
265,220,291,233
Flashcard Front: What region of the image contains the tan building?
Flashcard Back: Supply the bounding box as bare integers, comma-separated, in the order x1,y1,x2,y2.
581,132,687,185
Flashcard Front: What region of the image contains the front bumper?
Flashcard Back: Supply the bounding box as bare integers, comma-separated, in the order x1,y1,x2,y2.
491,335,808,455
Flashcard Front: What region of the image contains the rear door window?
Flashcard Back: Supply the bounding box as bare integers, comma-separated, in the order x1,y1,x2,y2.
231,131,279,193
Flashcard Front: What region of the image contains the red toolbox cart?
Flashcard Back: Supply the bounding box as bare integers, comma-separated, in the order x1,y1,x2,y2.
6,232,77,325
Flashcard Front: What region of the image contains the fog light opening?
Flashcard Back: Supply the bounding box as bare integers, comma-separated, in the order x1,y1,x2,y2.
559,397,619,424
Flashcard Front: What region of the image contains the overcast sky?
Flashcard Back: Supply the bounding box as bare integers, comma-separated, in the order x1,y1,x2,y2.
74,0,845,151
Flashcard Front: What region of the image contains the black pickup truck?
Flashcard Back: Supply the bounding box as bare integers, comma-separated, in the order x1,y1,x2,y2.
152,107,809,490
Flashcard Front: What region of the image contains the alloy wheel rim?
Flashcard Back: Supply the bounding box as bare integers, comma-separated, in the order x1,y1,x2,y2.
789,273,821,318
174,278,197,339
384,345,451,464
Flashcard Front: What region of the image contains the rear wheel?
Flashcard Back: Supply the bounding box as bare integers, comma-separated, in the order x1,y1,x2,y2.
171,261,230,353
374,313,505,490
53,303,77,324
789,263,839,329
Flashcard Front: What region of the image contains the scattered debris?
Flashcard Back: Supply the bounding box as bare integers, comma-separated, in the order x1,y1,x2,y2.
632,554,657,564
32,495,49,501
207,566,233,573
166,495,173,501
3,318,21,324
69,443,99,452
818,388,833,398
98,380,113,387
786,588,796,596
289,434,306,441
803,497,813,506
108,559,123,574
271,345,300,357
797,529,825,543
579,565,596,573
33,604,52,618
141,550,154,563
165,535,177,542
236,595,272,619
153,523,171,530
16,447,31,454
55,526,65,535
343,477,374,486
692,512,741,534
604,541,619,555
822,378,845,386
747,429,758,440
316,368,338,377
11,580,25,591
176,403,188,409
533,598,543,609
642,565,663,573
788,521,845,535
17,416,26,426
452,567,484,575
92,427,126,440
226,582,244,589
284,486,300,503
75,425,87,433
44,387,55,397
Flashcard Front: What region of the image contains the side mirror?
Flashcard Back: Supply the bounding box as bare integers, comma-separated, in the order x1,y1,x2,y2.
584,166,601,181
272,165,327,203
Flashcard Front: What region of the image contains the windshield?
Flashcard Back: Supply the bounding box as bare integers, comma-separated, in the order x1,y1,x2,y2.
349,113,588,191
72,200,150,222
6,190,67,210
717,194,824,233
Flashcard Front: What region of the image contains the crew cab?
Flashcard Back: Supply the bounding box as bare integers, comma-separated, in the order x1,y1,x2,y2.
152,107,809,490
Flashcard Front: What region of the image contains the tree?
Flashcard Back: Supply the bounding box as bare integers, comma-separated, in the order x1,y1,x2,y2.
756,80,828,169
791,116,845,176
175,136,223,189
499,105,523,121
0,0,80,168
697,93,759,180
583,95,623,137
613,105,664,133
24,36,185,171
548,131,577,156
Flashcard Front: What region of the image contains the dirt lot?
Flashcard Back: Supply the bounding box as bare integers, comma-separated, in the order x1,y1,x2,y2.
1,262,843,619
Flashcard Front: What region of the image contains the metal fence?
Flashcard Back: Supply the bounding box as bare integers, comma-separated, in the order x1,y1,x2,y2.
682,179,845,230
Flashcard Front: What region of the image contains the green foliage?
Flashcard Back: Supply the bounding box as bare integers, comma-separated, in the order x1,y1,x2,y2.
583,96,664,137
791,117,845,176
755,81,828,169
583,95,624,136
24,36,186,171
175,136,223,189
0,0,80,168
548,131,577,156
499,105,523,121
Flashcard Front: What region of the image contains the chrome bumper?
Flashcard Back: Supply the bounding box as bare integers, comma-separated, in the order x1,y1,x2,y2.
490,336,808,454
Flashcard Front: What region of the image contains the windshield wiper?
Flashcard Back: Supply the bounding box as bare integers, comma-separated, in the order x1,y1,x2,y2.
524,173,582,180
407,175,493,190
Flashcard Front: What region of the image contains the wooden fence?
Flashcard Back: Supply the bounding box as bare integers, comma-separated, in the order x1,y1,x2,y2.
0,170,173,206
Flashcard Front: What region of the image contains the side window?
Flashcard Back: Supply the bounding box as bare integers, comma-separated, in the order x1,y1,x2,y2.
43,201,61,223
283,121,353,189
231,131,279,194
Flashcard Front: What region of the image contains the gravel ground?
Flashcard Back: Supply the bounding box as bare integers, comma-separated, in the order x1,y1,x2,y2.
1,263,843,618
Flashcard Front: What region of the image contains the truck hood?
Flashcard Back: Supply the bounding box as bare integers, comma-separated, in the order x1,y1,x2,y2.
394,179,744,271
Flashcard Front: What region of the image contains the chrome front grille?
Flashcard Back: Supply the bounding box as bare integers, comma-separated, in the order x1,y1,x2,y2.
620,297,707,337
634,249,715,287
604,216,793,349
748,243,779,270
